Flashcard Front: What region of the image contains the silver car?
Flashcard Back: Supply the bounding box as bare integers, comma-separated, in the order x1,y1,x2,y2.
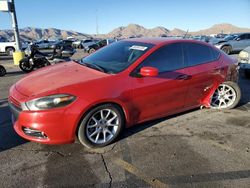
238,46,250,78
214,33,250,54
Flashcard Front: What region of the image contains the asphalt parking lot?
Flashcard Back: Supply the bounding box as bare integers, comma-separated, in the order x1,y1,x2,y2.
0,50,250,188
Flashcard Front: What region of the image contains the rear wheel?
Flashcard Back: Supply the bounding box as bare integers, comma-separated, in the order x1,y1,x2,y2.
221,46,232,55
77,104,124,148
89,48,96,53
19,58,34,73
210,81,241,110
0,65,6,77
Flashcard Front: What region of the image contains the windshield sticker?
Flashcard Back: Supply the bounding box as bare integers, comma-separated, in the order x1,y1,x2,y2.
129,45,148,51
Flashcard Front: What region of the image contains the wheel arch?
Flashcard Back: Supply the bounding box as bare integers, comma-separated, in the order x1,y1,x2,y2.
74,100,130,137
220,44,232,52
5,46,16,51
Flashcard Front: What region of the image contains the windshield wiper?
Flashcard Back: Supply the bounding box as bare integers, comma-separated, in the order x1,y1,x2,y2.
80,60,106,73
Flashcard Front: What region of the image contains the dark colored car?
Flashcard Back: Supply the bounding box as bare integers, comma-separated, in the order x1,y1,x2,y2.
85,39,117,53
51,40,74,49
9,38,240,148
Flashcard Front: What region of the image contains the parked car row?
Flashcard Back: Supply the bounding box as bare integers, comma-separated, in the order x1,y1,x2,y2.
32,38,117,53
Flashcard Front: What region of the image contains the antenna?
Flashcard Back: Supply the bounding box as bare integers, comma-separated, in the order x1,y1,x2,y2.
184,29,189,38
96,9,99,35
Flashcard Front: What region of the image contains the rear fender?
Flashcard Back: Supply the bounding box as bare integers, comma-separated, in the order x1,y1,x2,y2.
200,82,221,108
226,63,239,83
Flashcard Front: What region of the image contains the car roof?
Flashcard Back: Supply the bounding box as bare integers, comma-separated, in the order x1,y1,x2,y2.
123,37,207,46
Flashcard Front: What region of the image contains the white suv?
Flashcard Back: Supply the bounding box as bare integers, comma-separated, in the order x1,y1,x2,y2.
0,37,27,56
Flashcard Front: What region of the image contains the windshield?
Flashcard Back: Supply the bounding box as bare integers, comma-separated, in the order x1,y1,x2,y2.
80,41,154,74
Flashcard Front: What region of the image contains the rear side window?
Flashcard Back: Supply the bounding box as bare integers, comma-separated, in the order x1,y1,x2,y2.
184,43,214,66
140,43,184,73
210,47,220,60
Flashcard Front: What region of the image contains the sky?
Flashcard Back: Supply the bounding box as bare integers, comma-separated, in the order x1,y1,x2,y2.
0,0,250,34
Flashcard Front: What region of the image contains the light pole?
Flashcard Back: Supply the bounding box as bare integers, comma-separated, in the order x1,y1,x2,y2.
0,0,24,65
0,0,21,51
9,0,21,51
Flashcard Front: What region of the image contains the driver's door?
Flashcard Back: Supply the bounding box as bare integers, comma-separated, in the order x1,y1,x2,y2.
130,43,189,123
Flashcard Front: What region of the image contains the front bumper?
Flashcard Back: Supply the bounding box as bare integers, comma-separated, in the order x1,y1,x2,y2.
11,108,76,144
8,87,87,145
239,62,250,70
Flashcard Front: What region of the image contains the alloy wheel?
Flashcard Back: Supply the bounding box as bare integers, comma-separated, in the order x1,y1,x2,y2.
86,109,119,144
210,84,237,109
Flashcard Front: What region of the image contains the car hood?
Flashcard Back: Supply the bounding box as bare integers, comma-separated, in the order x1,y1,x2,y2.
15,61,109,97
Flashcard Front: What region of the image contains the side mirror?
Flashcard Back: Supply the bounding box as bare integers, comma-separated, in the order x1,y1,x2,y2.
140,66,158,77
236,38,241,41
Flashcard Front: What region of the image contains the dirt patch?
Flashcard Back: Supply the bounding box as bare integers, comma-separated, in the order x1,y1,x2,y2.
226,116,250,128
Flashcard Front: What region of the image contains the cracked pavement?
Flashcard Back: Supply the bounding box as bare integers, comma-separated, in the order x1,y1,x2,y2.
1,52,250,187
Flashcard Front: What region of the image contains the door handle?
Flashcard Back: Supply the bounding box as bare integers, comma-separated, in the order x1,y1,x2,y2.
176,74,192,80
213,66,220,70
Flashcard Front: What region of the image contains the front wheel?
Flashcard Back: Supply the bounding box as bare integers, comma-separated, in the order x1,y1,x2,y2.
0,65,6,77
19,58,34,73
210,81,241,110
221,46,232,55
77,104,124,148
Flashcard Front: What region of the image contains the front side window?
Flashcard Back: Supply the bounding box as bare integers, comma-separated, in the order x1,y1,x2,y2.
138,43,184,73
238,34,247,40
80,41,154,74
184,43,214,66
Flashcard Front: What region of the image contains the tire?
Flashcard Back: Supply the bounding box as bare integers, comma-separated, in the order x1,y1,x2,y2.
77,104,124,148
19,58,34,73
0,65,6,77
210,81,241,110
6,47,15,56
89,48,96,53
221,46,232,55
244,69,250,79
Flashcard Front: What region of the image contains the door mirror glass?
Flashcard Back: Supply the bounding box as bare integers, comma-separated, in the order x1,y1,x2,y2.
140,66,158,77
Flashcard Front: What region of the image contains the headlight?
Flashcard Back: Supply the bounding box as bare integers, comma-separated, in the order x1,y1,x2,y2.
25,49,31,56
239,51,249,61
22,94,76,111
214,44,222,49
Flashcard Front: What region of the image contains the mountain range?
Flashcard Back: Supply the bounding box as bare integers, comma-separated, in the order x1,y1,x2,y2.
1,23,250,41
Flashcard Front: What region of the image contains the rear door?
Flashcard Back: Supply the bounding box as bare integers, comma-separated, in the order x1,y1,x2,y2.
131,43,190,122
183,42,221,107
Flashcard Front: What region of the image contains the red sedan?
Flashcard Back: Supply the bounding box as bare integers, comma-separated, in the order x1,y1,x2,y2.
9,38,241,148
